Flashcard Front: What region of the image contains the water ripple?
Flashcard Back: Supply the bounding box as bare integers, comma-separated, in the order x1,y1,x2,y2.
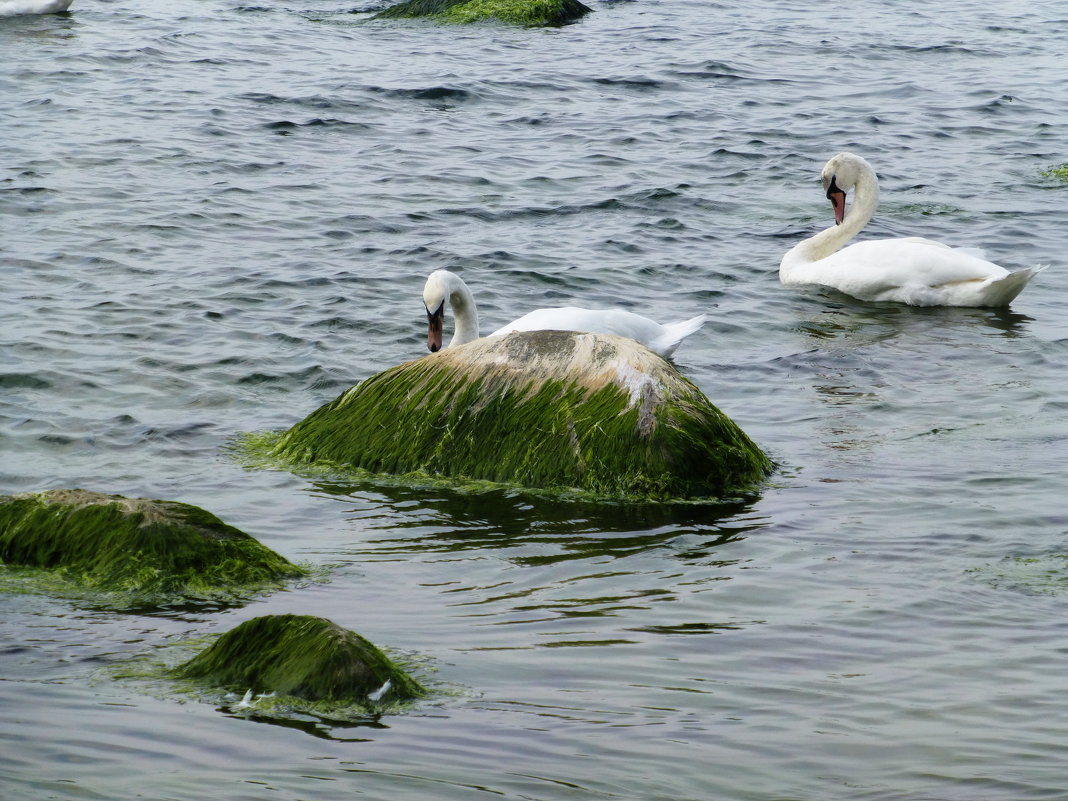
2,0,1067,799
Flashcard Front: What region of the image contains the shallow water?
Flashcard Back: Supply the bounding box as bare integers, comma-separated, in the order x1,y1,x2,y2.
2,0,1068,799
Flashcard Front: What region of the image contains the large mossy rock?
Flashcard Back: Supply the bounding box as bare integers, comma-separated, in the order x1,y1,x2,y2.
0,489,304,600
173,614,425,703
374,0,592,27
273,331,772,500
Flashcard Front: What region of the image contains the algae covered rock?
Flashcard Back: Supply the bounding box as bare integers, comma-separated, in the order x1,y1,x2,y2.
374,0,592,27
272,330,771,500
173,614,425,703
0,489,304,601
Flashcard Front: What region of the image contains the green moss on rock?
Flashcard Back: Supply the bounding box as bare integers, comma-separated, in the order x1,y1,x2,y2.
173,614,425,703
375,0,592,27
0,489,304,601
272,331,772,501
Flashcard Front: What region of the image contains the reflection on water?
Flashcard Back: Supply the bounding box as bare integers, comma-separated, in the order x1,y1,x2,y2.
777,296,1045,465
308,479,767,565
222,709,387,742
795,297,1034,347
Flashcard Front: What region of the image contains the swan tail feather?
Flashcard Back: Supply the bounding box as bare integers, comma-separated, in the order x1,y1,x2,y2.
980,265,1048,306
652,314,707,357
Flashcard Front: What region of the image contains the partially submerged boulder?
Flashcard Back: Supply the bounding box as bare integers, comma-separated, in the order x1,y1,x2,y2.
374,0,592,27
0,489,304,600
173,614,425,703
273,331,771,500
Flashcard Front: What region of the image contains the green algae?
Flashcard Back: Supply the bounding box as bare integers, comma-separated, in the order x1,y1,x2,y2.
968,555,1068,595
270,331,772,502
375,0,592,27
1041,163,1068,182
173,614,426,704
0,489,306,607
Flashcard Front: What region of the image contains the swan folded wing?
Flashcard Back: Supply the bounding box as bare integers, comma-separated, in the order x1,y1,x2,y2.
488,307,664,342
832,238,1010,291
487,307,581,337
888,237,996,266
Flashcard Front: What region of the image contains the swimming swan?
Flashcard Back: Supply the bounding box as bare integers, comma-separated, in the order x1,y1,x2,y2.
780,152,1046,307
0,0,72,15
421,269,706,358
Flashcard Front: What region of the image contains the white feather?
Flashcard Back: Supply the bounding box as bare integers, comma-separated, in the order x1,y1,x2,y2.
0,0,72,16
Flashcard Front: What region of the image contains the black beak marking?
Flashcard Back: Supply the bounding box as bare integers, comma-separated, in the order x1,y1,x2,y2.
825,174,847,225
426,301,444,353
824,174,841,201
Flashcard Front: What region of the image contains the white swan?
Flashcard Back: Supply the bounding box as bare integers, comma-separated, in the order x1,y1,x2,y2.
0,0,72,15
421,269,706,358
780,152,1046,307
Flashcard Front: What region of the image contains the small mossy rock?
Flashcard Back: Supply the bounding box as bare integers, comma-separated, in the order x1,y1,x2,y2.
375,0,592,27
273,331,772,500
0,489,304,598
173,614,425,702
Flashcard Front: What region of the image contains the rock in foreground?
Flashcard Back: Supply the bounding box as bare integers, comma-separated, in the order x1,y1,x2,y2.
273,331,771,500
0,489,303,600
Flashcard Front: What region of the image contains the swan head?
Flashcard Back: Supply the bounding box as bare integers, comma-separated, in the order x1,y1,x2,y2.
821,152,874,225
422,269,481,352
422,270,450,353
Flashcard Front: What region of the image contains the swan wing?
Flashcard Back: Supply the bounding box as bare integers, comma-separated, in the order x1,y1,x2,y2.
805,238,1012,300
896,237,990,261
490,307,663,340
489,308,705,357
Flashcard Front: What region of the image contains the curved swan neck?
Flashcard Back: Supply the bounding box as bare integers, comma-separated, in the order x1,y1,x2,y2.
444,273,480,347
782,155,880,272
845,162,879,234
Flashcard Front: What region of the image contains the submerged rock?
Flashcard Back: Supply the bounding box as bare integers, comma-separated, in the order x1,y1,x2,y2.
374,0,592,27
173,614,425,703
0,489,304,600
272,331,771,500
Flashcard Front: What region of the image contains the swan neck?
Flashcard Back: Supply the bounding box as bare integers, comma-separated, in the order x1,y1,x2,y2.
447,276,480,347
783,167,879,271
846,170,879,236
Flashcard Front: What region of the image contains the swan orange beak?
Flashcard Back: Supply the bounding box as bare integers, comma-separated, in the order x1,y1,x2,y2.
825,175,846,225
426,302,444,353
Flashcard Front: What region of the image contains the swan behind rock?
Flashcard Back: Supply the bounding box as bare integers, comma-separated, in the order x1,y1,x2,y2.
272,330,771,500
780,152,1047,307
422,269,706,357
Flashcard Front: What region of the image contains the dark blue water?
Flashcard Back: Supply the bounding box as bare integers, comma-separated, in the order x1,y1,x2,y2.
3,1,1068,799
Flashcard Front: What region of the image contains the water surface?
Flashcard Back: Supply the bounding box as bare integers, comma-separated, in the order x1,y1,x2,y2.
2,1,1068,799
